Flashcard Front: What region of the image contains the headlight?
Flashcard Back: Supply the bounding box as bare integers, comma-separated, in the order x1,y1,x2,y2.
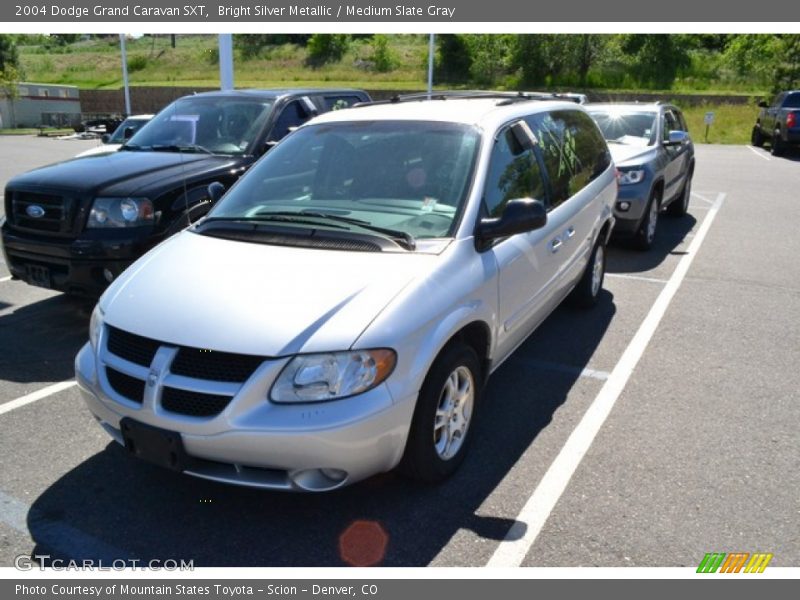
89,305,104,350
618,169,645,186
270,349,397,403
87,197,154,228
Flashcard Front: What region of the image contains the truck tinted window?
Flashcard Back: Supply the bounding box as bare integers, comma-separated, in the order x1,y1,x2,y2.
483,128,546,218
527,110,610,209
322,95,365,111
270,100,312,141
784,93,800,108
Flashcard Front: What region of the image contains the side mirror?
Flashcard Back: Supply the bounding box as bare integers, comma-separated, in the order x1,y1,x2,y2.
208,182,226,203
123,127,135,139
475,198,547,251
758,101,768,108
101,134,110,144
665,130,688,146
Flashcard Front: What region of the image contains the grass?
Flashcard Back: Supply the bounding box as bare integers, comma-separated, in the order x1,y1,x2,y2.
0,128,74,136
680,103,758,145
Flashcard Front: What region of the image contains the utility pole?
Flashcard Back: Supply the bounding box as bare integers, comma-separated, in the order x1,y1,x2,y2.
119,34,131,116
427,34,435,99
219,34,234,91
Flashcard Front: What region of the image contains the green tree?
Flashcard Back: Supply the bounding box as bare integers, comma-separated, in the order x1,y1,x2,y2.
619,34,690,88
465,34,515,87
370,34,398,72
306,34,350,66
435,34,472,82
0,34,20,73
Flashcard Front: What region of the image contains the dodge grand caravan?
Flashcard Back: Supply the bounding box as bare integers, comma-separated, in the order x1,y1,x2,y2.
2,88,370,296
75,92,616,491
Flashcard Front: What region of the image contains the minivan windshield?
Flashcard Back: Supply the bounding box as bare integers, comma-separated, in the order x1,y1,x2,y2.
206,120,480,240
588,110,658,146
125,96,274,155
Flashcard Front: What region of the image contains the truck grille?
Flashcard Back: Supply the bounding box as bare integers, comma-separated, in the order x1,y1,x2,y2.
161,387,233,417
10,191,74,235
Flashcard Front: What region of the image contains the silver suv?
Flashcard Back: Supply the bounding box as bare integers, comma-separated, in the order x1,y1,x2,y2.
75,93,616,491
587,103,695,250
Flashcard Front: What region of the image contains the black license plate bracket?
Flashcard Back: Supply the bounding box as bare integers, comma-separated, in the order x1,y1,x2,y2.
120,418,187,472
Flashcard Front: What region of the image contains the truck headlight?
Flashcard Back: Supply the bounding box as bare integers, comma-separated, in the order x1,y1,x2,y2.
89,305,104,350
617,169,645,186
270,349,396,403
87,197,154,228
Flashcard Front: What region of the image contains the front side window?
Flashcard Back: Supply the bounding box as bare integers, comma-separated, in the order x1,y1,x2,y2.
207,120,480,240
269,100,313,142
482,128,545,218
126,96,274,155
663,111,680,141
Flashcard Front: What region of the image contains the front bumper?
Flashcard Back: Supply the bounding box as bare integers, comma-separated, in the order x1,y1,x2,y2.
1,224,155,296
611,184,650,236
75,342,416,491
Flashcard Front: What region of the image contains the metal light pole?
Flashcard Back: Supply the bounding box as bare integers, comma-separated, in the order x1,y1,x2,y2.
119,34,131,116
219,34,234,91
427,33,435,98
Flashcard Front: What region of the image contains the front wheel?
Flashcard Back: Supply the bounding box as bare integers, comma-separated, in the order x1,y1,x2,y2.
667,172,692,217
399,343,482,483
634,191,660,251
751,125,764,147
569,237,606,308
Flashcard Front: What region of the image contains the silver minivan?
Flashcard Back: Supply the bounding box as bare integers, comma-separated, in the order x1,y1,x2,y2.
75,93,616,491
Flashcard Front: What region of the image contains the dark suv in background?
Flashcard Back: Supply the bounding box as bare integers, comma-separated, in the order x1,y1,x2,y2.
587,102,695,250
751,90,800,156
1,88,370,296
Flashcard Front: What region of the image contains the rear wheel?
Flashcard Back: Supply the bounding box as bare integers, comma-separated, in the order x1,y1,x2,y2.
667,171,692,217
399,343,482,482
634,190,660,251
751,124,764,147
771,129,786,157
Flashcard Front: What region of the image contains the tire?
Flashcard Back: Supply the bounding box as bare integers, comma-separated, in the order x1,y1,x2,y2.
771,129,785,157
399,343,482,483
667,171,692,217
751,125,764,147
634,190,660,251
569,236,606,309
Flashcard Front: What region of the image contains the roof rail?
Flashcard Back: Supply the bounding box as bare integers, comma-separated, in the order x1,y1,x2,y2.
352,90,563,108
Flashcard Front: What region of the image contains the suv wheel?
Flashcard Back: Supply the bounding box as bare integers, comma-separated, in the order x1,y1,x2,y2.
399,343,481,482
751,125,764,147
667,171,692,217
569,237,606,308
771,129,786,157
634,190,660,251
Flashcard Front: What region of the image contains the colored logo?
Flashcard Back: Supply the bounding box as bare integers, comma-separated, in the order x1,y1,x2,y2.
697,552,773,573
25,205,45,218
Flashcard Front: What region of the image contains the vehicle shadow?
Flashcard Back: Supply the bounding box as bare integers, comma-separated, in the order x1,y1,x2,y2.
606,212,698,275
28,295,617,567
0,294,93,384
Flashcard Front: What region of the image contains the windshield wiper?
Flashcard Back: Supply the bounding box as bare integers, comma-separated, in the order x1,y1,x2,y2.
202,215,348,230
255,210,416,250
151,143,214,155
119,143,143,151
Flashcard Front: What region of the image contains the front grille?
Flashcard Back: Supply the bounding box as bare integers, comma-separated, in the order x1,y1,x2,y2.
11,191,71,234
171,348,264,383
161,387,232,418
107,326,161,367
106,367,145,404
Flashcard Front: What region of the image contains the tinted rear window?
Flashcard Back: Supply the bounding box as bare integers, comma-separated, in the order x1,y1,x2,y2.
783,93,800,108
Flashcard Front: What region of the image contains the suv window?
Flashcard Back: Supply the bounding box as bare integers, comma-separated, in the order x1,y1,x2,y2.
527,110,610,209
482,128,546,218
674,109,688,132
784,93,800,108
322,95,365,111
270,100,313,141
662,111,681,140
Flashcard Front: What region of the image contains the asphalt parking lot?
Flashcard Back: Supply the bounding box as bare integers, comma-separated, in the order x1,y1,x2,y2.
0,136,798,568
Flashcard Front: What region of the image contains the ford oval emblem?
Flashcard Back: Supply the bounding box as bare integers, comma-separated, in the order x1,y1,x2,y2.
26,205,46,218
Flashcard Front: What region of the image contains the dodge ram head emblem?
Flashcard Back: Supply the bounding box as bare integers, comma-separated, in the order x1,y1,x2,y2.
25,205,46,218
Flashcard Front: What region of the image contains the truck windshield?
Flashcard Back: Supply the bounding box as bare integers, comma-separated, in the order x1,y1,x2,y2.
126,97,274,155
206,120,480,240
589,110,658,146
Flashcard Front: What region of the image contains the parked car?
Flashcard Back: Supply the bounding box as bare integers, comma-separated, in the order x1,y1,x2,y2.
751,90,800,156
2,88,370,296
75,93,616,491
76,114,154,157
587,102,695,250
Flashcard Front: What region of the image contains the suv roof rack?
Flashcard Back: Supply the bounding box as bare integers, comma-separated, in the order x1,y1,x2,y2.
353,90,567,108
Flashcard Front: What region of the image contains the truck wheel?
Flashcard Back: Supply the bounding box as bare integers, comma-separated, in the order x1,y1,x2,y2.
399,343,482,483
569,237,606,308
751,125,764,147
634,190,660,251
771,129,786,157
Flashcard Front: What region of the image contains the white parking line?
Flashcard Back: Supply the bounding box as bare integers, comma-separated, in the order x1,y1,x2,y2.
746,145,771,161
0,381,77,417
605,273,668,284
512,357,610,381
487,193,726,567
0,276,12,283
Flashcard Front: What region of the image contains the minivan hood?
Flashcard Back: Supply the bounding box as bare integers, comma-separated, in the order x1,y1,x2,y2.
101,231,440,357
7,151,240,197
606,143,657,167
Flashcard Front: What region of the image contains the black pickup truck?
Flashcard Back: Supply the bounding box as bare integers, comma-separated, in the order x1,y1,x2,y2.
1,88,370,296
751,90,800,156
